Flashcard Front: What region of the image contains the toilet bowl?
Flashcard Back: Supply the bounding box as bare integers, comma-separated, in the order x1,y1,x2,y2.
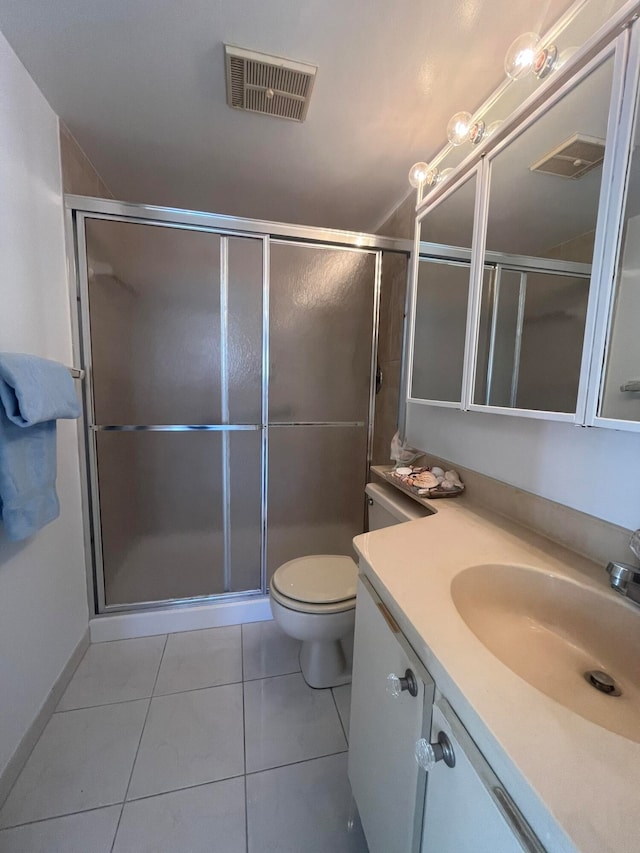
270,481,431,689
269,555,357,689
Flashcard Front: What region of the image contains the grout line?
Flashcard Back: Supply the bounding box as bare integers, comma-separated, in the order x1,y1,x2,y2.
0,802,122,832
109,633,169,852
245,749,349,778
240,626,249,853
0,751,350,832
330,688,349,745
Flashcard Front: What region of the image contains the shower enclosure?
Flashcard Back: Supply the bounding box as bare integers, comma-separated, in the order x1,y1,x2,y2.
68,198,408,613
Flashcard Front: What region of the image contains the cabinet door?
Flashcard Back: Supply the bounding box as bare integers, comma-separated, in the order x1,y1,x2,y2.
421,700,545,853
348,575,434,853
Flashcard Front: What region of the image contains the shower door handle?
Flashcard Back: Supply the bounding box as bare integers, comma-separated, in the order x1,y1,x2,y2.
376,363,383,394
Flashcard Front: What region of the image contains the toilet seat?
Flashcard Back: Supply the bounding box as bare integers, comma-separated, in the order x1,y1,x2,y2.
270,555,357,614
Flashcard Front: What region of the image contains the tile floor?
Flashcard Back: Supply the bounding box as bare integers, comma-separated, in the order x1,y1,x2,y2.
0,620,367,853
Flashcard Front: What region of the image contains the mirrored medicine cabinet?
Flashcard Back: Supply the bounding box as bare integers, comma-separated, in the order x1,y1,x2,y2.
406,16,640,433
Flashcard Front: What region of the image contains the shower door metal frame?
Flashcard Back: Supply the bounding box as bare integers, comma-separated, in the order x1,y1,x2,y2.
65,196,410,616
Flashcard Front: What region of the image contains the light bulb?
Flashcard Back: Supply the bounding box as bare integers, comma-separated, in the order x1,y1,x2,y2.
408,162,430,188
486,119,503,138
447,111,472,146
556,46,579,71
504,32,541,80
437,168,454,184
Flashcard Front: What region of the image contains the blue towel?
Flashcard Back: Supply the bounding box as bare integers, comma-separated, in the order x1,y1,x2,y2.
0,353,80,542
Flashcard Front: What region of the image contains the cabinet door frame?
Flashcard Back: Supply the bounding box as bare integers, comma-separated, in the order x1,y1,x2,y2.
405,163,484,412
585,20,640,432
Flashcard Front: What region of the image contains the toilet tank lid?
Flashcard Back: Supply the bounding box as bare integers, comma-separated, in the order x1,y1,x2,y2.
271,555,357,605
365,481,430,521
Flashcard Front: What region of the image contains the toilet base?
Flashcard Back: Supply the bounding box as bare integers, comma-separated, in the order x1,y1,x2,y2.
300,638,352,689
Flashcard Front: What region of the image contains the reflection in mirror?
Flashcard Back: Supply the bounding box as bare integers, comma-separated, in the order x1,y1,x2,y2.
476,54,614,413
475,269,590,411
411,175,477,403
600,78,640,422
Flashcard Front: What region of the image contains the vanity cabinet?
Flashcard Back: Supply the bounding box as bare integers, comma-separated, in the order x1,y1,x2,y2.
349,572,546,853
420,700,545,853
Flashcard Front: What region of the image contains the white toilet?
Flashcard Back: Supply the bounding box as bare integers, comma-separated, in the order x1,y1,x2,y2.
269,481,430,688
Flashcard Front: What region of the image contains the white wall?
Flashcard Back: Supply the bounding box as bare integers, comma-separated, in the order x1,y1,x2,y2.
406,403,640,530
0,31,88,779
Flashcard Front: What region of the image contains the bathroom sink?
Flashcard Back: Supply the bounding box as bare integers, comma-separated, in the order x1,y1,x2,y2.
450,564,640,742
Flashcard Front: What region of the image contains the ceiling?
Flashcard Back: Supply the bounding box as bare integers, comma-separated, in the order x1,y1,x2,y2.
0,0,577,232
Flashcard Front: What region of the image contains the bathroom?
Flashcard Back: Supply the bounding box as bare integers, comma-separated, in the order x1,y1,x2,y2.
0,0,639,850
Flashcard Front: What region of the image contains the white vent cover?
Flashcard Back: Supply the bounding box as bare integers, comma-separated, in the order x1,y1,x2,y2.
530,133,606,179
225,45,317,122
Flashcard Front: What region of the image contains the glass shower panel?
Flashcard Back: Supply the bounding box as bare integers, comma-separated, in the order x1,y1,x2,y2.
227,237,263,423
269,243,376,422
266,426,368,580
86,219,222,425
97,431,224,606
228,429,262,592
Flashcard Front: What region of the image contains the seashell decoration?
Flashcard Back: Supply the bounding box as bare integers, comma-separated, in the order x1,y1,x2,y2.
431,466,445,478
388,463,464,498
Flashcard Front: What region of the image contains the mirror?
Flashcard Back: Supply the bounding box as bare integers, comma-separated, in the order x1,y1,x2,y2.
599,78,640,422
410,173,477,403
474,53,615,414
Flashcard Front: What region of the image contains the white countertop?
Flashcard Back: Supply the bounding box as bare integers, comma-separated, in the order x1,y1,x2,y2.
353,493,639,853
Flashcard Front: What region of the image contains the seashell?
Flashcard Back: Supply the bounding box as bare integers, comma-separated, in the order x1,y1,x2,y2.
444,470,461,482
411,471,439,489
431,466,445,478
440,479,457,490
436,475,444,484
395,467,412,476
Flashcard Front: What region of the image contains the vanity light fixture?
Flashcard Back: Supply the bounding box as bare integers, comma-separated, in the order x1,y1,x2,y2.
469,120,486,145
534,44,559,78
504,32,541,80
447,111,473,146
486,119,503,138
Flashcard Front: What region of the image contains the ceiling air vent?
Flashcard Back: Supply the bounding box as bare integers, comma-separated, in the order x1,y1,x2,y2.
224,45,317,122
530,133,606,179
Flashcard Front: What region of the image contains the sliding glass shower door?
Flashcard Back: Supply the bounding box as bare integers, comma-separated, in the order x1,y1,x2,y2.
266,242,376,579
82,218,264,607
75,208,381,611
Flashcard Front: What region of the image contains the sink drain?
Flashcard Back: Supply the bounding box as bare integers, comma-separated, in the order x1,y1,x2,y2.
584,670,622,696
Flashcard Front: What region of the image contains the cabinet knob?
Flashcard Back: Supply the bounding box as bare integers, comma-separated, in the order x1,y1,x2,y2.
415,732,456,770
386,669,418,698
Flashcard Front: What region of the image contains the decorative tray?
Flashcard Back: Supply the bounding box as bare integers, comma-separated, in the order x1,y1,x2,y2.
382,465,464,501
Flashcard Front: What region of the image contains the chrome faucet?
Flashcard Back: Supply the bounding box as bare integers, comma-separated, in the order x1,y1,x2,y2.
607,561,640,607
607,529,640,607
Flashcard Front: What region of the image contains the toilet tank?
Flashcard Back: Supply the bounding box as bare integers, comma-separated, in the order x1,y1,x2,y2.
365,481,432,531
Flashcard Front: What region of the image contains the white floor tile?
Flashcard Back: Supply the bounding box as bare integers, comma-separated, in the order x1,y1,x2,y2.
0,806,120,853
127,684,244,799
244,673,346,773
242,620,301,680
56,636,166,712
246,753,368,853
154,626,241,695
113,777,246,853
0,701,148,828
332,683,352,741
